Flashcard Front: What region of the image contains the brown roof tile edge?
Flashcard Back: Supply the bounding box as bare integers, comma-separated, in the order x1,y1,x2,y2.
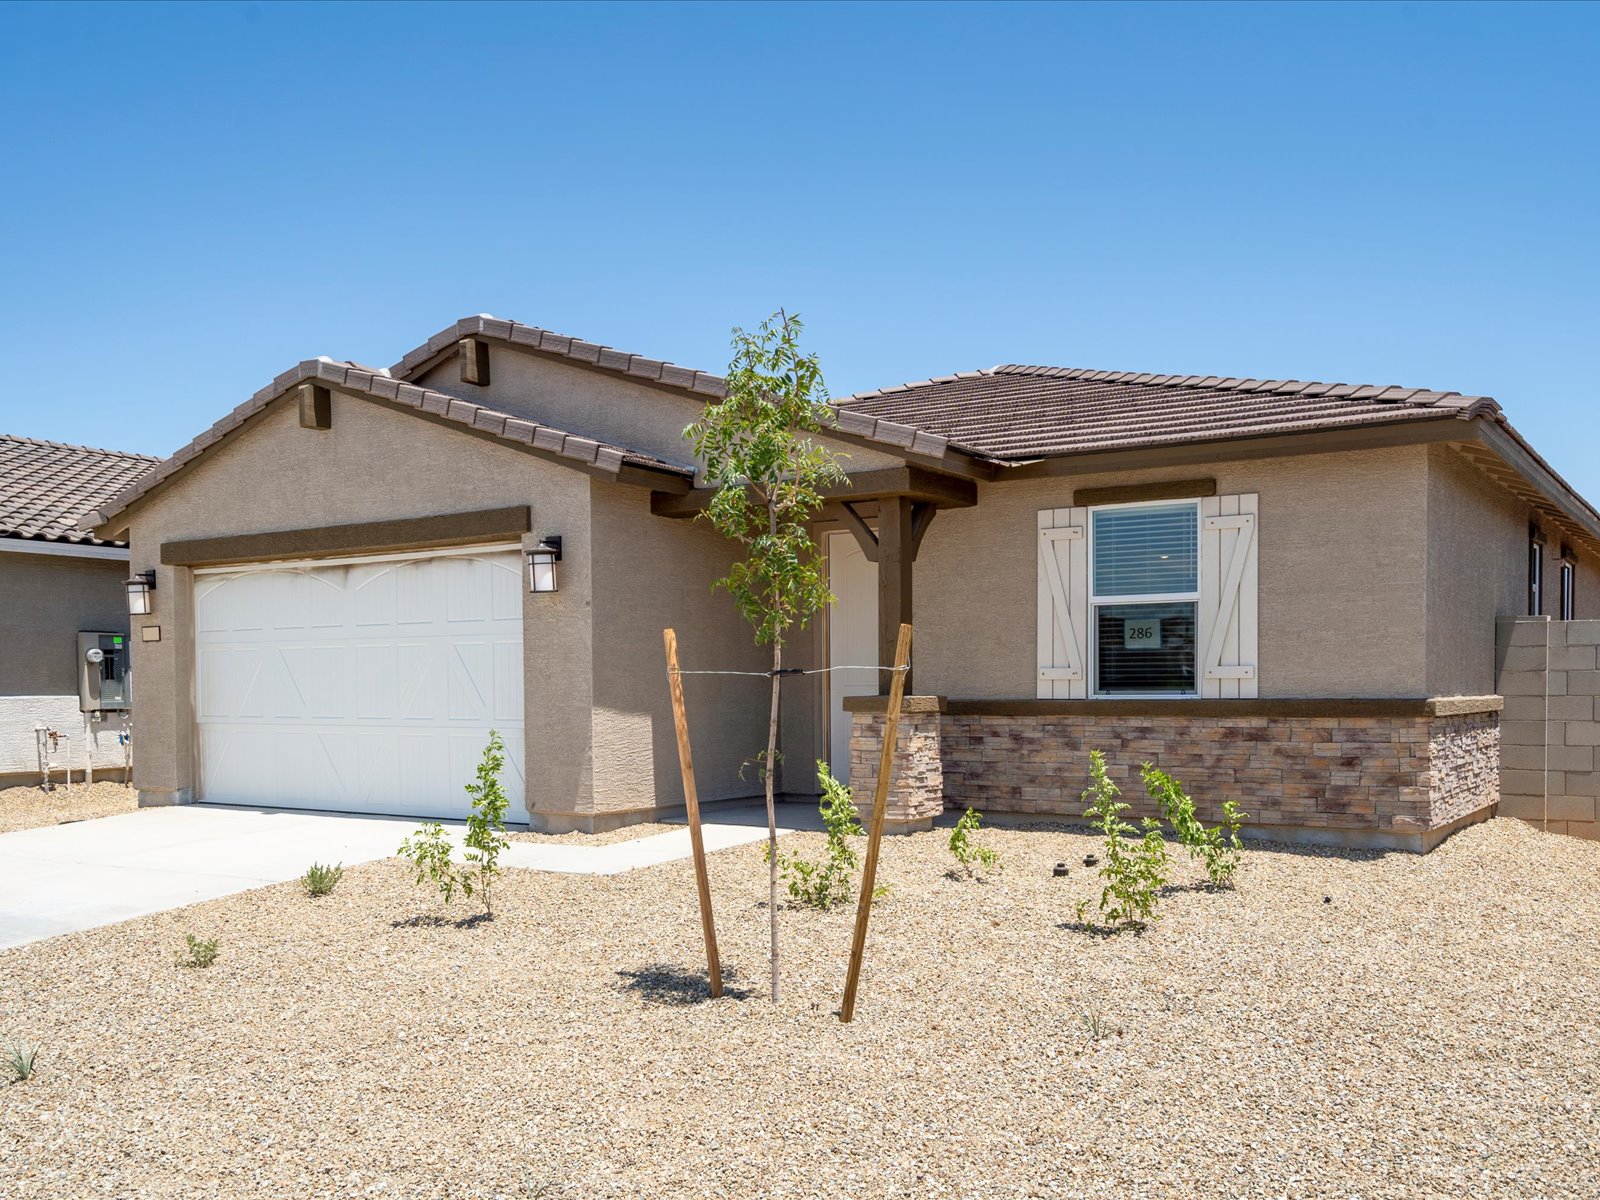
390,316,964,466
391,315,729,399
88,358,695,530
982,363,1502,416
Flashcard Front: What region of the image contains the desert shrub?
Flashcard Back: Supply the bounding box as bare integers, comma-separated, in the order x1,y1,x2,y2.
399,730,511,916
1141,764,1248,888
769,763,866,909
947,807,1001,877
178,934,219,968
1081,750,1167,928
6,1043,39,1083
301,861,343,897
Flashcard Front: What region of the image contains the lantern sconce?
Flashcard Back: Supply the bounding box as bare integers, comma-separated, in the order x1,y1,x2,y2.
126,569,157,616
526,536,562,594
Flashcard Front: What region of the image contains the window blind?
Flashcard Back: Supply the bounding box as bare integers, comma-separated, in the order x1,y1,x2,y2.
1091,504,1198,597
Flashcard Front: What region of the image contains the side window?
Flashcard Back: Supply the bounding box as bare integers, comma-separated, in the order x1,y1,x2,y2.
1560,547,1577,621
1529,526,1546,616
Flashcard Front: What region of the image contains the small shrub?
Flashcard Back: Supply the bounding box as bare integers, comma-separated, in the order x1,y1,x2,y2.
1142,764,1248,888
6,1043,39,1083
178,933,219,969
398,730,512,916
462,730,511,916
947,807,1002,877
301,861,343,897
1081,750,1167,928
768,762,865,910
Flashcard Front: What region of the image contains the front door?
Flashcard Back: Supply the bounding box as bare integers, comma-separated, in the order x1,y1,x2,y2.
827,531,879,785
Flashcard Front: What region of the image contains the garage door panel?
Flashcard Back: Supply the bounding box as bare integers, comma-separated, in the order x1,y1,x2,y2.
196,548,526,821
494,641,523,722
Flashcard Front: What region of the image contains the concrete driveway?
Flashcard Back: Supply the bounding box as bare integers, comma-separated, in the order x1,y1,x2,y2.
0,802,805,950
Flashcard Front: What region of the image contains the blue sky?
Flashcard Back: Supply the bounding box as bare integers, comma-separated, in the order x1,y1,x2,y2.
2,1,1597,496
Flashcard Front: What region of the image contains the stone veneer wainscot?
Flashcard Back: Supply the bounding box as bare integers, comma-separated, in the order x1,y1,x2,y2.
846,696,1502,851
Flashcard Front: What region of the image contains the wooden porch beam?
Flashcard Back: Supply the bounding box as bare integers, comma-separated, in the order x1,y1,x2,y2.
877,496,915,694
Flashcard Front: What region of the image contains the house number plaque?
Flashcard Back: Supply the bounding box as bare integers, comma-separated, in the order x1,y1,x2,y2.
1123,618,1162,649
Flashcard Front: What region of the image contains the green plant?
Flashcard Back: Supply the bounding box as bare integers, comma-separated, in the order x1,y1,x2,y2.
398,731,512,916
1141,763,1248,888
178,933,219,968
769,763,865,910
1081,751,1167,928
6,1043,39,1083
686,310,848,1004
1081,1005,1108,1041
301,861,343,897
461,729,511,916
947,807,1002,877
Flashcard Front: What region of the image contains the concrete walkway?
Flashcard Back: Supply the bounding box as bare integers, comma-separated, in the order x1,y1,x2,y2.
0,802,806,950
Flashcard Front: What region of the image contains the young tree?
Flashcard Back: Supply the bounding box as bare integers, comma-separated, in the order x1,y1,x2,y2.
686,310,846,1004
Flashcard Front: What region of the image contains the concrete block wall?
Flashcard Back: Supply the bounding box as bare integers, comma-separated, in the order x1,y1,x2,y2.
1495,617,1600,840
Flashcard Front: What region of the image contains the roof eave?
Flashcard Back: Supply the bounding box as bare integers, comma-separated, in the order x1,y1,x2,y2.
90,357,696,536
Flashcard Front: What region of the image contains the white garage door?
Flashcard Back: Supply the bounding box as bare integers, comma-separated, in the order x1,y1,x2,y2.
194,545,526,821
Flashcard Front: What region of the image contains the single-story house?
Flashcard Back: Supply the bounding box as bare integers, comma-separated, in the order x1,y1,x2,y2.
2,434,157,787
88,316,1600,849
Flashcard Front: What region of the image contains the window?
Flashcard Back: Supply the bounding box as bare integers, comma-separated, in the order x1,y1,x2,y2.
1089,501,1199,695
1560,547,1578,621
1529,526,1546,616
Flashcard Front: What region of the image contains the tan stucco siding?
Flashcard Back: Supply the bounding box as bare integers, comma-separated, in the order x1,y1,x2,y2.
587,480,770,816
416,344,906,476
913,446,1432,700
120,391,596,819
0,552,129,696
1426,444,1600,696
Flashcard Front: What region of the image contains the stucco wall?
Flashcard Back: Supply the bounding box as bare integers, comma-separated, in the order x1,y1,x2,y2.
0,551,130,696
416,344,905,476
118,391,596,821
914,445,1432,700
0,697,131,782
1426,445,1600,697
588,479,770,818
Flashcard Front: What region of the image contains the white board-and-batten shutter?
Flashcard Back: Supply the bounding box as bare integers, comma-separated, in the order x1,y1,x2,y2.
1199,493,1259,699
1037,507,1088,699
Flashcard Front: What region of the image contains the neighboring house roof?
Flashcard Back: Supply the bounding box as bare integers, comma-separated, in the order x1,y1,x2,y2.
90,357,696,532
833,364,1503,462
0,435,158,548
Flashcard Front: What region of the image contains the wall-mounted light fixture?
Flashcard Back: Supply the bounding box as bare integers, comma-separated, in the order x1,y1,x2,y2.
526,537,562,593
125,569,157,615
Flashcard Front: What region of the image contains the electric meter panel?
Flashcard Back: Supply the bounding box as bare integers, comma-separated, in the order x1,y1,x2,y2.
79,631,131,712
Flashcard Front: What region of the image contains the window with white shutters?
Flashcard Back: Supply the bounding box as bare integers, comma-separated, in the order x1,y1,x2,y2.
1038,493,1259,700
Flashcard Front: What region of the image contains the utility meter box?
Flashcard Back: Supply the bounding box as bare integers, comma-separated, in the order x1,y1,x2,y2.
78,631,132,712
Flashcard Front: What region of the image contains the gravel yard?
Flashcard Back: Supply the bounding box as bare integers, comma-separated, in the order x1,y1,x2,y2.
0,781,139,834
2,815,1597,1199
510,820,678,847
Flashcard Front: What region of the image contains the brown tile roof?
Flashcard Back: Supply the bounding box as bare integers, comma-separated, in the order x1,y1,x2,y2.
392,315,731,399
834,364,1503,462
1,435,157,547
90,358,695,531
393,316,959,463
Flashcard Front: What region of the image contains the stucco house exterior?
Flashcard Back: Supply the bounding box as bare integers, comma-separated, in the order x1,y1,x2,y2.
88,316,1600,848
1,435,156,786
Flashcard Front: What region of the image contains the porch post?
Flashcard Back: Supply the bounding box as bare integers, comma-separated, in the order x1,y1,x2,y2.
877,496,915,693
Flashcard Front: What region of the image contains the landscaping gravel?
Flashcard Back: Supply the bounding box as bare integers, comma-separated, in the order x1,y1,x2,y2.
510,820,677,847
2,815,1597,1199
0,781,140,834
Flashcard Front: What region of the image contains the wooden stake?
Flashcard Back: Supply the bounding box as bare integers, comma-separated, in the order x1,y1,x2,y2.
663,628,723,999
839,622,913,1023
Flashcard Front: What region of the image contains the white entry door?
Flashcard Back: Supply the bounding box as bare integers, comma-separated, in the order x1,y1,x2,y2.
827,532,879,785
194,546,526,821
